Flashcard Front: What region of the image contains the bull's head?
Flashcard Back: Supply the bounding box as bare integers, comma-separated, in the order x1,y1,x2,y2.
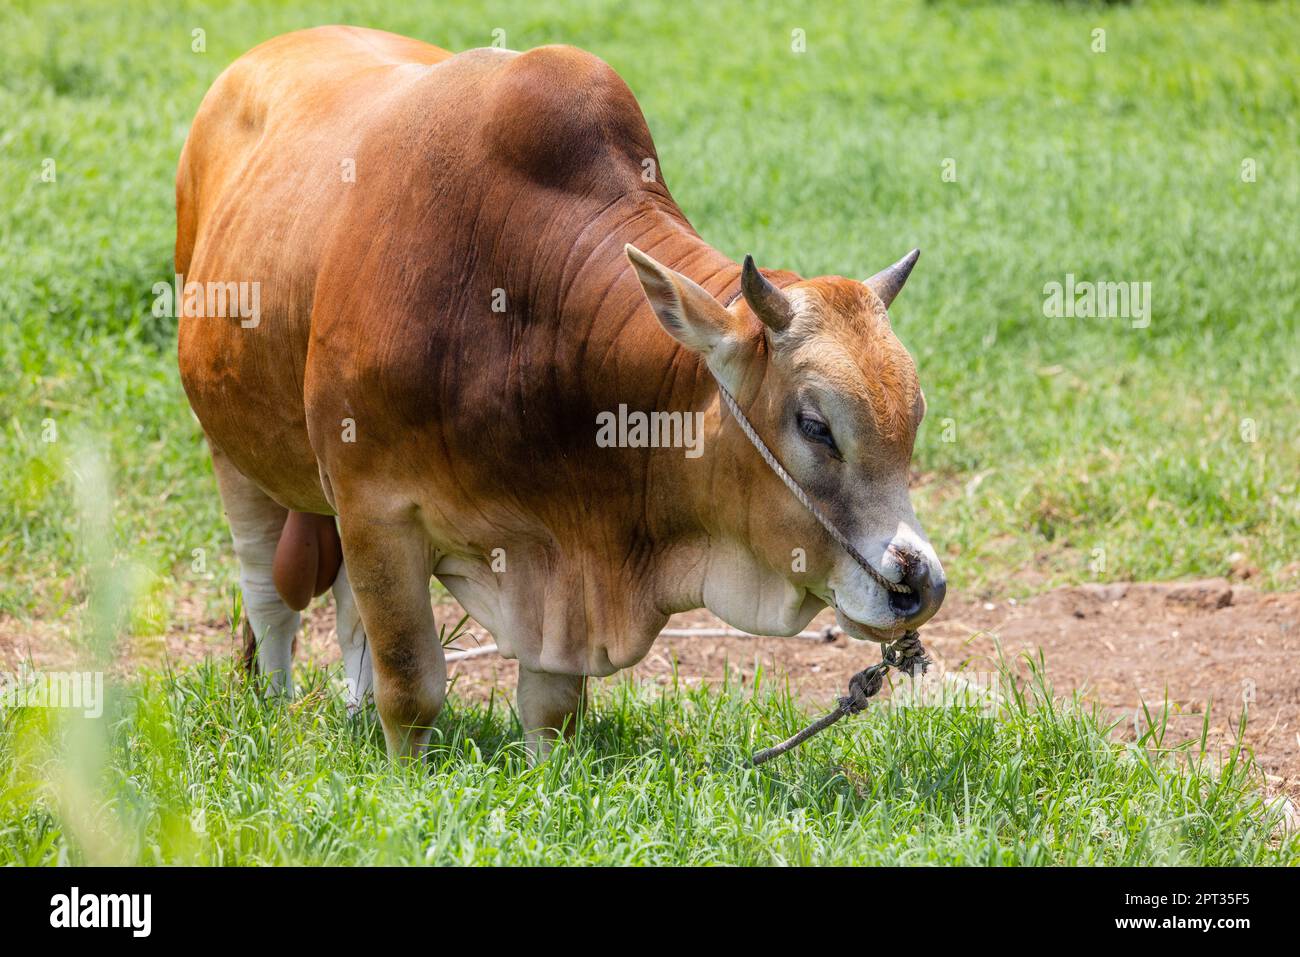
626,244,945,643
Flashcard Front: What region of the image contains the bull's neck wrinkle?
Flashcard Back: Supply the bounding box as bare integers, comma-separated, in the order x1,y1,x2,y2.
541,196,738,402
550,196,739,329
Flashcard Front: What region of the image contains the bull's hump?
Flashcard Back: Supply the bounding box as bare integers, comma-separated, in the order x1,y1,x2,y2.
482,45,657,189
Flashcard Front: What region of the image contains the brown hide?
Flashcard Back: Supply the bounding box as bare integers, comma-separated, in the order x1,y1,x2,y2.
176,26,899,676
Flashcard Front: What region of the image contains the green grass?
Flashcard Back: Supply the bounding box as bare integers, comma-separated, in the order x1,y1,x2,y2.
0,0,1297,864
2,659,1294,865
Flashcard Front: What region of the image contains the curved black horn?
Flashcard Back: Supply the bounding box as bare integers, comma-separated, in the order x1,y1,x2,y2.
741,254,793,332
864,248,920,307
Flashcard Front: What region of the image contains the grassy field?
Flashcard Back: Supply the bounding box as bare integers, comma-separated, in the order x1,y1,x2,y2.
1,0,1297,864
3,659,1295,865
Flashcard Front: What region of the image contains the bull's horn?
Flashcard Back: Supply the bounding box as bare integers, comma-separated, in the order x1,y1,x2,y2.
741,254,793,332
864,248,920,307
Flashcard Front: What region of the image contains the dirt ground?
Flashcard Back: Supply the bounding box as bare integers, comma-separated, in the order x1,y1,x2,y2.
3,578,1297,795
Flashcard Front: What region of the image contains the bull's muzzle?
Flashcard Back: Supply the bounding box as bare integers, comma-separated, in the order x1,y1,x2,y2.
885,544,947,628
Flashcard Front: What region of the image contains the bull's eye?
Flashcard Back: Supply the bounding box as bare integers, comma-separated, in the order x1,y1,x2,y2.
797,411,839,455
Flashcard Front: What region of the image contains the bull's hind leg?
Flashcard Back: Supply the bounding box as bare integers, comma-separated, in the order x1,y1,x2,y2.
517,669,587,763
331,562,374,714
211,446,300,695
335,509,445,757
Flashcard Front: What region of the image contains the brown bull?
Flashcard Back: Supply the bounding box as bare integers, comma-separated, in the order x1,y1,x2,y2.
176,26,945,758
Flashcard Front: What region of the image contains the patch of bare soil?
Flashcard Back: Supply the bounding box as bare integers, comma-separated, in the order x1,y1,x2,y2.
3,579,1297,794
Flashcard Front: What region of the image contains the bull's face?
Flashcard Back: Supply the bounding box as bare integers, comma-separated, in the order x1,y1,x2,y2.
627,245,945,642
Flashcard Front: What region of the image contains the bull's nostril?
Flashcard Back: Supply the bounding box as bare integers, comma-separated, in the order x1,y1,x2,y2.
887,544,920,576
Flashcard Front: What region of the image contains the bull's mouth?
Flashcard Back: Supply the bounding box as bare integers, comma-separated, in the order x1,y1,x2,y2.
814,588,910,643
834,608,908,643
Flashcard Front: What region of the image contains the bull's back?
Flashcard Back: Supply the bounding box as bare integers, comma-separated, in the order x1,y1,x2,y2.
176,27,458,511
179,26,665,522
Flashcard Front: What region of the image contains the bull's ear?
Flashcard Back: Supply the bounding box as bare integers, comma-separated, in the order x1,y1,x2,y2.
625,244,740,355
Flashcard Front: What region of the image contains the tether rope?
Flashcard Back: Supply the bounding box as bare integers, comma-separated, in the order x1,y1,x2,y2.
750,631,930,766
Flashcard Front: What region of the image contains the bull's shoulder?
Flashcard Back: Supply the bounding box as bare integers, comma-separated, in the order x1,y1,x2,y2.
481,45,658,188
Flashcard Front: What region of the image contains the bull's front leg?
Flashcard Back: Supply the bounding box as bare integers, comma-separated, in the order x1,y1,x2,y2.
516,668,587,763
336,508,446,758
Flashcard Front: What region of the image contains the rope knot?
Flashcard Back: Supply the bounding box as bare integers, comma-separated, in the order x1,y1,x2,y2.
883,630,931,678
750,630,932,766
839,663,886,714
